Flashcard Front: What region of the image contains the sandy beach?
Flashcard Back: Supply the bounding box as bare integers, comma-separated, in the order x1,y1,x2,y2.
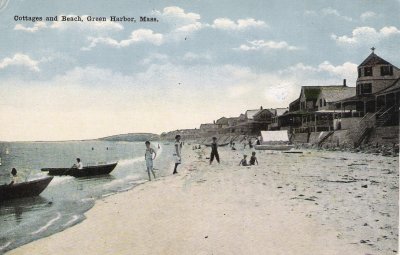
7,146,398,255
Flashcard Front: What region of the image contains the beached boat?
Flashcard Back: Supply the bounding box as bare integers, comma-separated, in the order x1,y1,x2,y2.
204,143,230,147
254,131,295,151
0,176,53,201
255,144,295,151
41,162,118,177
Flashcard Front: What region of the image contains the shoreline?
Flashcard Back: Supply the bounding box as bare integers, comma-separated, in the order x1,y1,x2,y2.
7,146,397,254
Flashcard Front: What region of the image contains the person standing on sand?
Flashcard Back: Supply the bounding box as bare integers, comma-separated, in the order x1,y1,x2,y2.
243,137,247,149
210,137,220,165
173,135,182,174
145,141,157,181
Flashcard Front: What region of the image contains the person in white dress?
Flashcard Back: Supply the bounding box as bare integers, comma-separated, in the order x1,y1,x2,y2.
173,135,182,174
145,141,157,181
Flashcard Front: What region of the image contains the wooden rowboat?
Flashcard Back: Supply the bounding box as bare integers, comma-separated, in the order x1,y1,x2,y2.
0,176,53,201
41,162,118,177
254,144,295,151
204,143,230,147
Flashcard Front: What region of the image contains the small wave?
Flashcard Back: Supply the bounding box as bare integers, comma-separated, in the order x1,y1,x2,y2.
0,241,12,251
103,174,141,188
62,215,80,227
118,156,144,166
48,176,74,186
129,179,147,185
101,192,116,198
81,197,95,202
31,212,61,235
118,186,134,192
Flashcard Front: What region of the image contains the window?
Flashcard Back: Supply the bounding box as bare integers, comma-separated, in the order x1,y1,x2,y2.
361,83,372,94
356,84,361,95
319,99,322,107
380,65,393,76
324,99,326,106
364,67,373,76
358,68,362,78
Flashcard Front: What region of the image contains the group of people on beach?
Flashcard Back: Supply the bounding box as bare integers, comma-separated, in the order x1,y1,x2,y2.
142,134,261,181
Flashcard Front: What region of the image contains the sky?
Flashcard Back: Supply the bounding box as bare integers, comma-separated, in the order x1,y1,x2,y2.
0,0,399,141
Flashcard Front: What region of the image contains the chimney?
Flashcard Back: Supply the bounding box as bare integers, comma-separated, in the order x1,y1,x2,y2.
343,79,347,87
260,106,263,110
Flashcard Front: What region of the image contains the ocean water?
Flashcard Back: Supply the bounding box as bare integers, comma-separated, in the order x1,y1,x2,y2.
0,140,174,254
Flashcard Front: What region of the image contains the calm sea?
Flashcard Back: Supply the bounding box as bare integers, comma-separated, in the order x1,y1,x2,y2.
0,140,174,254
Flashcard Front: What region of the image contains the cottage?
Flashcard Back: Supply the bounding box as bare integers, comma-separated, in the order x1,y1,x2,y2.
338,49,400,115
316,82,356,111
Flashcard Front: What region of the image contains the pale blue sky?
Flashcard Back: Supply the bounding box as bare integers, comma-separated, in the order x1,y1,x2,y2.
0,0,399,140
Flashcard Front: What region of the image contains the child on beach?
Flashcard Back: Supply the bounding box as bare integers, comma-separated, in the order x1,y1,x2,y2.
145,141,157,181
239,155,248,166
250,152,258,165
173,135,182,174
210,137,220,165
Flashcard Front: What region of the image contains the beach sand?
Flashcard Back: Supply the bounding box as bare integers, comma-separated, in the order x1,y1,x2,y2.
7,146,397,255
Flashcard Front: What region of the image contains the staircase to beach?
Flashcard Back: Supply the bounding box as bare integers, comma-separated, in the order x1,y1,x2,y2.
318,131,334,147
352,112,377,148
376,106,395,127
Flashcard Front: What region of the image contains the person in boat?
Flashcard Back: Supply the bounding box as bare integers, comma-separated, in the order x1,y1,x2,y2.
145,141,157,181
210,137,220,165
173,135,182,175
250,152,258,165
9,168,20,185
73,158,84,169
239,155,248,166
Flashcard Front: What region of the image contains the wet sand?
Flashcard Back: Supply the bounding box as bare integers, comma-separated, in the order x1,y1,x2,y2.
7,146,398,255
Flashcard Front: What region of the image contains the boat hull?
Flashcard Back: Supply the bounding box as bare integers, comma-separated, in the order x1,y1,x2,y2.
204,143,230,147
254,144,295,151
0,177,53,201
42,162,118,177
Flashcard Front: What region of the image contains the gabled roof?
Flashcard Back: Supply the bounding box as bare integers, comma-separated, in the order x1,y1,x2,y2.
275,108,289,116
359,52,392,67
245,109,261,119
319,86,356,103
253,109,274,119
299,85,343,101
267,108,289,116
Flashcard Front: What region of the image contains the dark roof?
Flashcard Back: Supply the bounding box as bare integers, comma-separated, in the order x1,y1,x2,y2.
319,86,356,102
280,110,310,116
253,109,274,118
359,52,391,67
303,87,321,100
336,94,375,103
300,85,343,101
376,78,400,95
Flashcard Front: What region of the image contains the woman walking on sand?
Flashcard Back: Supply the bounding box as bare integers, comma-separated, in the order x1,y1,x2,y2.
173,135,182,174
144,141,156,181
